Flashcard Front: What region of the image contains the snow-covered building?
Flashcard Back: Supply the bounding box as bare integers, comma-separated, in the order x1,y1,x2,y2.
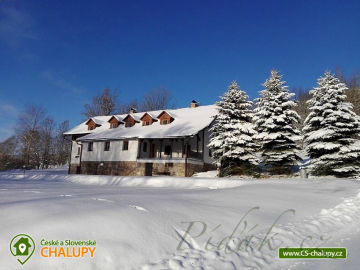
64,102,217,176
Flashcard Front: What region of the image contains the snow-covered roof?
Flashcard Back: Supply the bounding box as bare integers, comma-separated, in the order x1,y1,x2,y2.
124,114,141,122
108,115,123,123
140,112,158,120
64,116,111,135
64,105,217,140
157,110,175,119
85,117,106,126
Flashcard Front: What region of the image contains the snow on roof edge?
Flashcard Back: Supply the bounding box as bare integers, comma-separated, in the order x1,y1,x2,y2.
64,104,218,139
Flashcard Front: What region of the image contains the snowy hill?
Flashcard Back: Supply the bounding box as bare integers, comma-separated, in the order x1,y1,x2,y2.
0,169,359,269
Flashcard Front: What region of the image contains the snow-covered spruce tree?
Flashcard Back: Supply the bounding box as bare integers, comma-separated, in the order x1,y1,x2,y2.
208,81,258,176
254,70,302,174
303,71,360,178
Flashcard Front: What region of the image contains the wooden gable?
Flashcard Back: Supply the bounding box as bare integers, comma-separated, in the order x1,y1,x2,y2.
123,115,139,127
157,111,174,125
85,119,100,131
108,116,121,129
140,113,157,126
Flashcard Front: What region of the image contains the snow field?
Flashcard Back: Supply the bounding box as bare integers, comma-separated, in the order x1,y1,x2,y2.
0,169,359,269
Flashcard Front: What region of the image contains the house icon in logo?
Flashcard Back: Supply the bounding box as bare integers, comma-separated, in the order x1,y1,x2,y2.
13,237,32,256
10,234,35,265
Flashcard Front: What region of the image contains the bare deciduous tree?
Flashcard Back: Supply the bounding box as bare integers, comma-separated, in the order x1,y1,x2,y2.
83,88,119,118
119,99,139,114
40,117,55,169
140,87,174,112
83,87,175,117
15,104,46,168
13,105,71,169
347,87,360,116
54,120,71,165
293,87,311,129
0,136,21,171
335,67,360,115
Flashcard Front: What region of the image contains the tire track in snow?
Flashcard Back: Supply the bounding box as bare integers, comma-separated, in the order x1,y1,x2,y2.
92,198,114,203
129,205,149,212
141,190,360,270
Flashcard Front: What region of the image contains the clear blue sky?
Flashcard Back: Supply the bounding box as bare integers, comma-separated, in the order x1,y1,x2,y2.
0,0,359,141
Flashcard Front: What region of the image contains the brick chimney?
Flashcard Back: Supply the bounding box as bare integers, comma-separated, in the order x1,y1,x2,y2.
190,100,199,108
129,107,137,114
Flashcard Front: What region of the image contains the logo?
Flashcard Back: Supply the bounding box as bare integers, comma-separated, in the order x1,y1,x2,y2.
10,234,35,265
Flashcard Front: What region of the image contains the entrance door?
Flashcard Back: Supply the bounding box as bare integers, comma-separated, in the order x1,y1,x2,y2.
145,163,153,176
150,144,156,158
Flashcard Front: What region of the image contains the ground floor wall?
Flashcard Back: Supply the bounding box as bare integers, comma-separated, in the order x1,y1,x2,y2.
69,161,216,177
79,161,141,176
69,164,79,174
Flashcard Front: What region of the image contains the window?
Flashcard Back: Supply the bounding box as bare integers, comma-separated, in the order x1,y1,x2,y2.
77,147,81,155
164,145,171,155
145,121,150,126
104,141,110,151
88,142,93,151
143,142,147,152
89,125,95,130
209,149,212,157
125,122,133,128
123,140,129,150
110,123,118,129
162,119,168,125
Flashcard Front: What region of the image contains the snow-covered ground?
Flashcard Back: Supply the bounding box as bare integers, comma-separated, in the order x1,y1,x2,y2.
0,168,359,269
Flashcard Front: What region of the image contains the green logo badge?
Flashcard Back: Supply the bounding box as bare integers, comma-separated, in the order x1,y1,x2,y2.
10,234,35,265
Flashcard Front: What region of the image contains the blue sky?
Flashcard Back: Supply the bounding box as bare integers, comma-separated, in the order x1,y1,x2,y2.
0,0,359,141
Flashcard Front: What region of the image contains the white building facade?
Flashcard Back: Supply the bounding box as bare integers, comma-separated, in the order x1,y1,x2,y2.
64,102,217,176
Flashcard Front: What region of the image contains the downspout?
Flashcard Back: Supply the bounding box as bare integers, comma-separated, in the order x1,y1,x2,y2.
77,140,83,174
159,139,163,158
196,134,199,153
202,129,205,161
185,141,188,177
137,139,142,159
170,139,173,158
185,136,190,177
181,139,184,158
63,135,72,174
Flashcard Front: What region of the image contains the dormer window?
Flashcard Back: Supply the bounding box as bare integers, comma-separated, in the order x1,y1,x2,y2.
140,113,157,126
108,116,122,129
86,118,101,131
123,114,140,128
157,111,174,125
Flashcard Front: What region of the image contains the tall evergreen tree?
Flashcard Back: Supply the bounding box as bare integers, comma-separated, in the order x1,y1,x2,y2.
303,72,360,177
254,70,302,174
209,81,258,176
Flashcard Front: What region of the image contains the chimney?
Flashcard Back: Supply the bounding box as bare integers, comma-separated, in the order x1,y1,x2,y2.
129,107,137,114
190,100,199,108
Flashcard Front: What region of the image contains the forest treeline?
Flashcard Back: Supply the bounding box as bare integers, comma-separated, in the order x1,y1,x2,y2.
0,87,174,171
0,70,359,173
209,69,360,178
